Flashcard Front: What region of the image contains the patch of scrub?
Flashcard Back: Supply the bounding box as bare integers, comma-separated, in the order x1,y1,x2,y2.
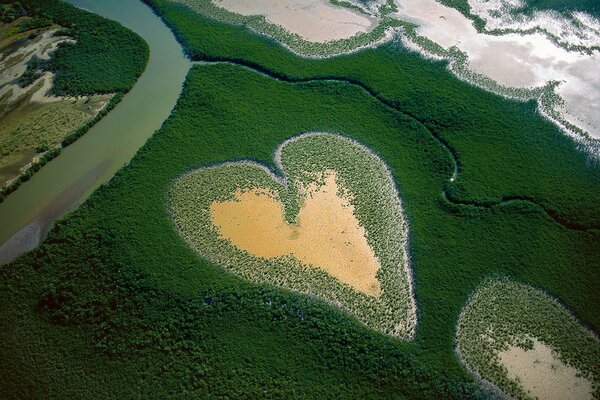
170,0,401,56
389,0,600,146
170,132,416,339
456,278,599,400
210,171,382,297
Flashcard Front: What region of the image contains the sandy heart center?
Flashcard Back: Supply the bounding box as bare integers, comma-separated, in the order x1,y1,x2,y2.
209,171,382,297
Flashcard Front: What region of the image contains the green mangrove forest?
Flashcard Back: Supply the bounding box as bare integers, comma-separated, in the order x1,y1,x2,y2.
0,0,598,398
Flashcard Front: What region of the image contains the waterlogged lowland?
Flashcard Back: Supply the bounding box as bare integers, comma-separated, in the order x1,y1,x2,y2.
391,0,600,143
170,0,600,144
0,0,598,398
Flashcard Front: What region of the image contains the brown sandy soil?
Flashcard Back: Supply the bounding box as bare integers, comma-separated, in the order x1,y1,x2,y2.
499,338,594,400
210,171,382,296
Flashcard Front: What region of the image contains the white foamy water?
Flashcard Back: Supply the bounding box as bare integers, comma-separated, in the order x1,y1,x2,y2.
469,0,600,49
391,0,600,141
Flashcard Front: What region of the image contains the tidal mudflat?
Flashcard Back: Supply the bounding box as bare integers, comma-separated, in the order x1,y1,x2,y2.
0,23,112,188
391,0,600,142
213,0,377,43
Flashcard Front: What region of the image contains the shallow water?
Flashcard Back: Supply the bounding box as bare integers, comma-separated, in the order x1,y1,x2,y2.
392,0,600,139
0,0,190,264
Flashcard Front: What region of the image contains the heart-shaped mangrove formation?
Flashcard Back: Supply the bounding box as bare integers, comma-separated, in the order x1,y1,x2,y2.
169,132,416,339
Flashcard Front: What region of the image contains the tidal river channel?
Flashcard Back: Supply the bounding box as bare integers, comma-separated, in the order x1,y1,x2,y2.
0,0,190,263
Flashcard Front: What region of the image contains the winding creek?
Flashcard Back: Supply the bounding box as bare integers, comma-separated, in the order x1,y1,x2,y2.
0,0,190,264
1,0,596,265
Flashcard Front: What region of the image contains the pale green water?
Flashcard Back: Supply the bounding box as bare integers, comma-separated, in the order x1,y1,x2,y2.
0,0,190,263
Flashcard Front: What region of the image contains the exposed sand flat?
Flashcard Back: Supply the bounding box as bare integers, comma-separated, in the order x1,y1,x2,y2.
210,171,382,297
391,0,600,140
213,0,378,42
499,339,594,400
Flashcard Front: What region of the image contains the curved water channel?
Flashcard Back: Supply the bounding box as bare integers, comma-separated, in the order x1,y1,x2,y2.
0,0,190,264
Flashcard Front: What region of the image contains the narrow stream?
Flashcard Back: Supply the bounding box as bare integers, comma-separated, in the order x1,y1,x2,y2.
0,0,190,264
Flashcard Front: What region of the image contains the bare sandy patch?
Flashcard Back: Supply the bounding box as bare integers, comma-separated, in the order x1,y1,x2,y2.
213,0,377,42
210,171,381,297
499,338,594,400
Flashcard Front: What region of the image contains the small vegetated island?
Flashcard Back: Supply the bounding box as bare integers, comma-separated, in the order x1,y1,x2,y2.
0,0,148,200
170,133,417,338
456,279,600,400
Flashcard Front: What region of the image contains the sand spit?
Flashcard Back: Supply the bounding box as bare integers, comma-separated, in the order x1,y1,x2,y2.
390,0,600,142
213,0,378,42
210,171,382,297
499,338,594,400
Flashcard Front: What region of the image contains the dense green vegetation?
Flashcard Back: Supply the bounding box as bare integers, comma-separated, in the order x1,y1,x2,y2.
144,0,600,229
3,0,148,96
1,63,503,398
0,0,598,398
1,57,598,397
